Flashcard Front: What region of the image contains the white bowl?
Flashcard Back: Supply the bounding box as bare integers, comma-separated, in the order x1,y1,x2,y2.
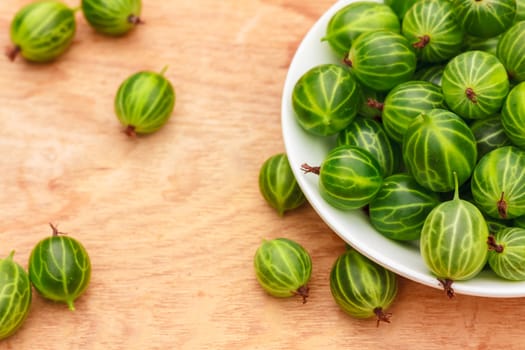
281,0,525,298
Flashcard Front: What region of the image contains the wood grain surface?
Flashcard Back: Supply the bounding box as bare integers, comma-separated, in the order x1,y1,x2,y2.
1,1,524,349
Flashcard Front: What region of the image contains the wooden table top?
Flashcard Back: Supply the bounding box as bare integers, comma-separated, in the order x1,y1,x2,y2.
1,1,524,349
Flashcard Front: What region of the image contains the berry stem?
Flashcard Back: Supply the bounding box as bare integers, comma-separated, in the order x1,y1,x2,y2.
487,234,504,253
49,223,66,236
373,307,392,327
438,278,455,298
497,192,508,218
6,45,20,62
300,163,320,175
413,35,430,49
367,98,384,111
293,285,310,304
343,53,352,67
466,88,477,103
124,125,137,137
128,14,144,25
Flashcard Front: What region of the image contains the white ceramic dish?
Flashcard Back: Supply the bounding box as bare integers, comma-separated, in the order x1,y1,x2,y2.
281,0,525,298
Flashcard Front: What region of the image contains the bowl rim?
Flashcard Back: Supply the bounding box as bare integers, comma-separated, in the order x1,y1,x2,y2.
280,0,525,298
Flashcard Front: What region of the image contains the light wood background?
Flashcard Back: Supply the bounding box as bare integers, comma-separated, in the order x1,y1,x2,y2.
1,1,524,349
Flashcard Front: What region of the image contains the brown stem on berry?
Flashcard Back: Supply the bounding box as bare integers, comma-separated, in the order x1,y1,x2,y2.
49,223,66,236
343,53,352,67
127,14,144,25
487,234,504,253
124,125,137,137
367,98,384,111
293,285,310,304
374,307,392,327
438,278,455,298
466,88,477,103
497,192,508,219
300,163,320,175
413,35,430,49
6,45,20,62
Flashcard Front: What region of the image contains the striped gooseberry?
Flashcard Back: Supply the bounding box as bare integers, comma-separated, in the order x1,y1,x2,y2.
442,50,509,120
402,0,464,63
402,108,477,193
381,80,445,144
258,153,305,216
114,66,176,136
343,30,417,92
253,238,312,303
368,173,441,242
28,224,91,311
420,172,489,298
322,2,400,58
452,0,516,38
497,21,525,82
487,227,525,281
336,116,400,177
501,82,525,148
329,247,398,327
471,146,525,219
291,63,360,136
301,145,383,210
81,0,143,36
7,0,77,62
0,251,32,340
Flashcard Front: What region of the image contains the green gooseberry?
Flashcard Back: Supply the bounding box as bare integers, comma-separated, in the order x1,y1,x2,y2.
0,251,32,340
28,224,91,311
344,30,417,92
114,66,176,136
420,172,489,298
291,64,360,136
323,2,400,57
7,0,77,62
258,153,306,216
81,0,143,36
253,238,312,303
330,247,398,326
402,0,464,63
452,0,516,38
488,227,525,281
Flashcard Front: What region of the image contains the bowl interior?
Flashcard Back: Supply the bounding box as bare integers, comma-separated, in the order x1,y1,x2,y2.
280,0,525,298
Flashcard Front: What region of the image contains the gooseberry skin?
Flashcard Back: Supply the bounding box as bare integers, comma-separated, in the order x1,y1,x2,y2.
81,0,142,36
345,30,417,92
471,146,525,219
253,238,312,303
413,64,445,87
384,0,420,19
258,153,306,216
303,145,383,210
382,80,445,143
441,50,509,120
0,251,32,340
420,174,489,297
488,227,525,281
402,109,477,193
323,2,400,57
28,225,91,311
330,248,398,326
114,67,176,136
369,174,441,241
452,0,516,38
402,0,464,63
292,64,360,136
497,21,525,82
501,82,525,148
470,116,512,160
8,1,76,62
